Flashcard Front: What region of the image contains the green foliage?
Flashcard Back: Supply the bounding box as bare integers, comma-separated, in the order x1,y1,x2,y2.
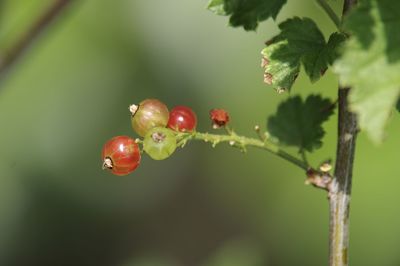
207,0,287,30
267,95,334,152
334,0,400,143
207,0,226,15
397,99,400,112
261,17,345,92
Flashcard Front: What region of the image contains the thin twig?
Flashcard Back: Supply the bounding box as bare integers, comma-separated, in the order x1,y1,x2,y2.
0,0,73,78
177,131,309,171
316,0,341,29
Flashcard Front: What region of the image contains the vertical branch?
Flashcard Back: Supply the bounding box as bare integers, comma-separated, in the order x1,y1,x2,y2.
329,88,358,266
329,1,358,266
0,0,74,77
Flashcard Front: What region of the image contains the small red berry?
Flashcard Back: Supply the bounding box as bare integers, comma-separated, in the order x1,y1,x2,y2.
209,108,230,128
167,105,197,132
102,136,141,176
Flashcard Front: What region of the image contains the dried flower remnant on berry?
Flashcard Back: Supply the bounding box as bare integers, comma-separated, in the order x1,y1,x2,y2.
129,104,139,116
101,136,141,176
152,131,166,143
209,108,230,128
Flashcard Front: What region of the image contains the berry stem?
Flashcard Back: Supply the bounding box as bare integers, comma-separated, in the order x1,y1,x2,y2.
178,131,309,171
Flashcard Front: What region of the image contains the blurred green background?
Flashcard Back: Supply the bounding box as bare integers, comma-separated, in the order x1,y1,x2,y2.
0,1,400,265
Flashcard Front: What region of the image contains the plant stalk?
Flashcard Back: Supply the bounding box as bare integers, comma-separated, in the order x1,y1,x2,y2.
178,131,309,171
329,2,358,264
329,88,358,266
329,1,358,263
316,0,341,29
0,0,73,80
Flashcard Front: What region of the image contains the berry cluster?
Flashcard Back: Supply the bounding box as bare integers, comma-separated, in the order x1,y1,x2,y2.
102,99,225,176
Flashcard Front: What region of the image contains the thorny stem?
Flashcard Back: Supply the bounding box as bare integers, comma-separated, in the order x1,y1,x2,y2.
329,1,358,266
177,131,309,171
0,0,73,80
316,0,341,29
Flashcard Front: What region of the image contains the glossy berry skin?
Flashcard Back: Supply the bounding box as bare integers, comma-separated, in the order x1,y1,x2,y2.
102,136,141,176
209,108,230,128
143,127,177,160
131,99,169,137
167,105,197,132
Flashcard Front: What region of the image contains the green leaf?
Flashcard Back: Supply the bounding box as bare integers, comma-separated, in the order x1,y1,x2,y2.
207,0,226,15
324,32,347,65
261,17,345,92
207,0,287,31
334,0,400,143
267,95,334,152
397,99,400,112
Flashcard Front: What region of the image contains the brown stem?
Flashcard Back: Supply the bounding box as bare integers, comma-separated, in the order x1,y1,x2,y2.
0,0,74,78
329,88,358,266
342,0,357,19
328,2,358,266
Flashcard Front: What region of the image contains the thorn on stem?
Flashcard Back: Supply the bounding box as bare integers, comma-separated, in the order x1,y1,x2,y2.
254,125,266,141
240,145,247,153
224,125,233,135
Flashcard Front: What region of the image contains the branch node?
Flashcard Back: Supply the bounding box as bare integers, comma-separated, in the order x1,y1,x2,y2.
305,168,332,191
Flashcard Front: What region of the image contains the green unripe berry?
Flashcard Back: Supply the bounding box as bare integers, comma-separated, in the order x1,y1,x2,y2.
130,99,169,137
143,127,177,160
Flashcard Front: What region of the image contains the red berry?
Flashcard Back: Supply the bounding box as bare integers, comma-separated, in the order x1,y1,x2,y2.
102,136,141,176
167,105,197,132
209,108,230,128
130,99,169,137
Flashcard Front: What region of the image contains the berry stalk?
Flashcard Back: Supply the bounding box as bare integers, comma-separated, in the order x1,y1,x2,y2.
177,131,309,171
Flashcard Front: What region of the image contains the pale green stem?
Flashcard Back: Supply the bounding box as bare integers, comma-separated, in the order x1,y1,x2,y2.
177,131,309,171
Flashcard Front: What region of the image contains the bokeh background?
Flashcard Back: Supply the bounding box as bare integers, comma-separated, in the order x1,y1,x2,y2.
0,1,399,265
